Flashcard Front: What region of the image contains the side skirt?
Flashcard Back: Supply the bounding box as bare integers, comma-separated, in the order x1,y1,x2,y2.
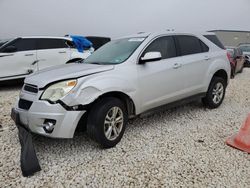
139,93,206,118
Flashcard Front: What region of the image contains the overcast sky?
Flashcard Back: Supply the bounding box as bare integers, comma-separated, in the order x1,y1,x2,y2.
0,0,249,39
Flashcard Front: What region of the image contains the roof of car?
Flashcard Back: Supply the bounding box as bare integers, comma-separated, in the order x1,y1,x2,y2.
116,30,215,40
20,36,72,40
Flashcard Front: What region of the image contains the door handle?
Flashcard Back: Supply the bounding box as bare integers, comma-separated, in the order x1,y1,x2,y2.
25,53,34,56
204,56,210,61
59,51,66,54
173,63,182,69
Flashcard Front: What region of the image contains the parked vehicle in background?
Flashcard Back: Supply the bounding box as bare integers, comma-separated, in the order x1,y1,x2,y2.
12,31,230,148
226,47,245,78
238,43,250,67
86,36,111,50
0,36,93,81
0,39,11,47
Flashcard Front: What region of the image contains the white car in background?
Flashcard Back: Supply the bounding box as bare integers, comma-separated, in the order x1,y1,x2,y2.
0,36,93,81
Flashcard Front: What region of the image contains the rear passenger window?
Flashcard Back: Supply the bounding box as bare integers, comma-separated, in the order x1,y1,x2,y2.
204,35,225,49
12,38,36,51
142,36,176,60
176,35,203,56
37,39,68,50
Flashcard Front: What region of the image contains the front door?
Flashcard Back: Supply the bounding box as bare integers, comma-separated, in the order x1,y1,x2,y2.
0,38,37,80
137,36,185,112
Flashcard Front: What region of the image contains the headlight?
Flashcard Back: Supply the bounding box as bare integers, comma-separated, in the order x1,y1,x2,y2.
41,79,77,102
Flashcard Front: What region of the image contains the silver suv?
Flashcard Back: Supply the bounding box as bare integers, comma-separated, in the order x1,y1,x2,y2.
12,31,231,148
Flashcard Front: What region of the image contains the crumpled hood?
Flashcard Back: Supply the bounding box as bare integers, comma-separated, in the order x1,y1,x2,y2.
25,63,114,88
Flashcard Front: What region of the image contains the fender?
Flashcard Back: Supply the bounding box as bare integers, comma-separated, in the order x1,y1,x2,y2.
204,57,230,91
62,75,140,113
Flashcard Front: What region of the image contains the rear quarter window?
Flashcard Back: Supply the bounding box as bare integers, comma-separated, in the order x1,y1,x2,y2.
204,35,225,49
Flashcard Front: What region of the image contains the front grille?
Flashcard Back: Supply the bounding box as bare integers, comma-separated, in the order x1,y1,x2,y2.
18,99,33,110
23,84,38,93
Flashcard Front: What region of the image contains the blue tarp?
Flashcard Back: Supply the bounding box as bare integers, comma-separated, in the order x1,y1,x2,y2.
70,35,93,53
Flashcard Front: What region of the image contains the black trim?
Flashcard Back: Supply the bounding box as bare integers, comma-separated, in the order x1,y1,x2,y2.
140,93,206,116
18,99,33,110
24,84,38,93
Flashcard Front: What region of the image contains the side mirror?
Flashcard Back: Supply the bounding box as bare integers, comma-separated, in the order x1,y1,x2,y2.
3,46,17,53
139,52,162,64
245,55,249,60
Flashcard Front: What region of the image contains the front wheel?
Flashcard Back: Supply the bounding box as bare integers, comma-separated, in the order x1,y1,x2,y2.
202,77,226,109
87,97,127,148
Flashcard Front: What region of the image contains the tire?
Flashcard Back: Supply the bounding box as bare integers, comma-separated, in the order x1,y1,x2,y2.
87,97,128,148
202,77,226,109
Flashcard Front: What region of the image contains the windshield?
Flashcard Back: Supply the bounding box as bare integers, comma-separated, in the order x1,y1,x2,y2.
84,37,145,65
239,45,250,52
0,39,11,47
0,38,14,50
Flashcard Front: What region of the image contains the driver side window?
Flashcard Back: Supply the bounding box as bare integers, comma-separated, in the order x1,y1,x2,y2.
142,36,177,60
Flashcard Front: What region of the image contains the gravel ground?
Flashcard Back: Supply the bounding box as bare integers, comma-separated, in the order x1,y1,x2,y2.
0,70,250,187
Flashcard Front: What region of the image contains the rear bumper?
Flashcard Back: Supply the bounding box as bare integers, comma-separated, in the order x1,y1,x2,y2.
11,100,86,138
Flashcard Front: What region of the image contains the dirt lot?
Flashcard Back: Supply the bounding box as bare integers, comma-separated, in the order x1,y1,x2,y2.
0,70,250,187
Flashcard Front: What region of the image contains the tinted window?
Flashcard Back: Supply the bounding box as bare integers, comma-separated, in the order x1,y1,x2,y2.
86,37,111,50
9,38,36,51
176,35,203,56
142,36,176,59
200,40,209,52
65,40,76,48
204,35,225,49
37,39,68,50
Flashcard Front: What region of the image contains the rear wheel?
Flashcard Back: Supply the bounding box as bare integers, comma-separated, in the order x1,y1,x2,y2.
87,97,127,148
202,77,226,109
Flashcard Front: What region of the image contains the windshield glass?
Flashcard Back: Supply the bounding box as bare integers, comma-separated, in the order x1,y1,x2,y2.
84,37,145,64
0,39,11,47
239,45,250,52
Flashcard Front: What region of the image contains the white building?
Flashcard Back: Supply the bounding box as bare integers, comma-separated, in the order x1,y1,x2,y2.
211,30,250,47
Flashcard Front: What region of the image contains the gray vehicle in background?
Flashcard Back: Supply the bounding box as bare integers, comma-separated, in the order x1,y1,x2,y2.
238,43,250,67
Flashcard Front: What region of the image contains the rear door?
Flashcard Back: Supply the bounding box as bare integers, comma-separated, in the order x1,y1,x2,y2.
174,35,211,95
36,38,71,70
0,38,37,79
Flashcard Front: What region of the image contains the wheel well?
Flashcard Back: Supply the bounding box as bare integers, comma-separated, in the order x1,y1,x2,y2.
74,91,136,135
96,91,136,117
66,58,82,64
213,69,228,82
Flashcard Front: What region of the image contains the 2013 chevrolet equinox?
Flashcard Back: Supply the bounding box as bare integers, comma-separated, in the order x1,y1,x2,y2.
12,31,231,148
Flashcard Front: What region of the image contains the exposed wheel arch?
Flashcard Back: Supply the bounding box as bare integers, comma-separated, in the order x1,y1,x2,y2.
74,91,136,135
212,69,228,84
95,91,136,118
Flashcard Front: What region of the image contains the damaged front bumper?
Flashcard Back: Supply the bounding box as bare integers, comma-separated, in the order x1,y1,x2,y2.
12,99,86,138
11,109,41,177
